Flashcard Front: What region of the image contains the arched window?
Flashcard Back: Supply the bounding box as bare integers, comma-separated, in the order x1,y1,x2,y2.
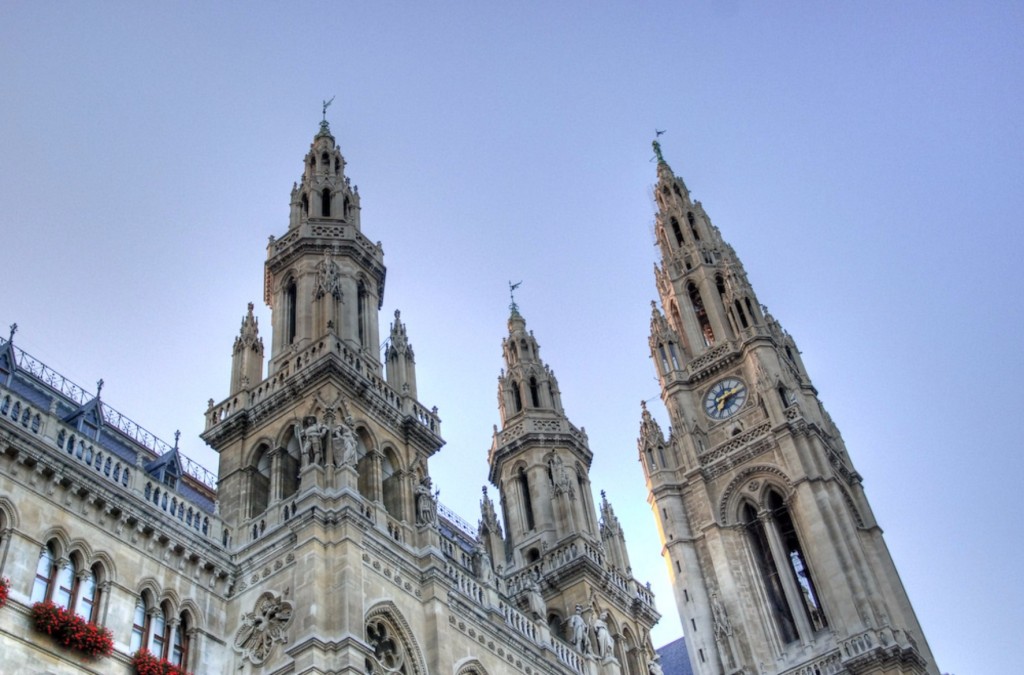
687,211,700,241
54,556,76,609
250,445,272,518
670,217,684,246
688,283,715,346
529,377,541,407
321,189,331,217
171,612,190,666
301,192,309,215
130,598,147,652
381,448,402,520
735,299,749,329
285,280,297,345
518,467,535,530
510,380,522,413
742,490,828,644
72,562,101,622
31,544,57,604
357,281,368,347
149,603,168,656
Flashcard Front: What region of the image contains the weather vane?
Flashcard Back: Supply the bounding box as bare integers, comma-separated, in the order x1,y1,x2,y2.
322,96,335,122
509,280,523,313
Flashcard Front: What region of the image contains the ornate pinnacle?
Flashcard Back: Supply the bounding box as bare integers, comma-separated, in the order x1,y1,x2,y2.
96,379,104,398
173,430,181,451
8,323,17,341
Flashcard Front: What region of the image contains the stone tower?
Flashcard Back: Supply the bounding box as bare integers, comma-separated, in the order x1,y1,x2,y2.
639,141,938,675
488,305,660,675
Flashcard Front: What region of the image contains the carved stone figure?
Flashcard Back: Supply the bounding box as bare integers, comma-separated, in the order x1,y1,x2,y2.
331,419,358,468
525,575,546,620
475,545,494,585
593,610,615,659
648,656,664,675
712,592,732,638
299,415,325,467
233,591,294,665
568,604,591,655
415,477,436,525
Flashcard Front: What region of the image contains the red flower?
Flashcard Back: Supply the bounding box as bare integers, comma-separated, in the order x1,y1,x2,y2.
131,649,193,675
31,601,113,658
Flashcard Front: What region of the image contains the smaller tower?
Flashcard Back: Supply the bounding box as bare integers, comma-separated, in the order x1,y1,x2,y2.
385,310,417,398
598,490,631,575
229,303,264,395
489,307,595,566
488,306,660,669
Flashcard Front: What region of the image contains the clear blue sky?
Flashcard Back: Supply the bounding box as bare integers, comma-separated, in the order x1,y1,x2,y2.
2,4,1021,673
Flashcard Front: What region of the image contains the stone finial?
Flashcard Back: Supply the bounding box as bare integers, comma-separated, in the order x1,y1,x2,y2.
7,323,17,341
96,378,104,398
174,430,181,451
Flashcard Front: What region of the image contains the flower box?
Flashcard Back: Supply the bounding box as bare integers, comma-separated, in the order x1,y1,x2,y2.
131,649,193,675
31,601,113,658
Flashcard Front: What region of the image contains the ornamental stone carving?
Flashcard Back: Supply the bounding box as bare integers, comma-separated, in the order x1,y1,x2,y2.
233,591,294,665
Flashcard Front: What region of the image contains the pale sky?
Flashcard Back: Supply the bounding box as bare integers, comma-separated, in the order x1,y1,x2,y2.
2,3,1022,673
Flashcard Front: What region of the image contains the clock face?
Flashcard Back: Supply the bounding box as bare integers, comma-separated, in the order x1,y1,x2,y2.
704,377,748,420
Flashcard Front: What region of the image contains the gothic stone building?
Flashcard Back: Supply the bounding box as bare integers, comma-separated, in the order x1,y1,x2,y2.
0,121,660,675
0,125,937,675
639,142,937,675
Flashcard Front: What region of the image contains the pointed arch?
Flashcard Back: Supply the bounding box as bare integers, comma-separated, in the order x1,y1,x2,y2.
455,658,490,675
0,496,20,531
364,601,427,675
719,463,793,525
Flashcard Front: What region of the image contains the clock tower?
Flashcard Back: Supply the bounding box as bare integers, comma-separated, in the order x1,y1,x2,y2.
640,142,938,675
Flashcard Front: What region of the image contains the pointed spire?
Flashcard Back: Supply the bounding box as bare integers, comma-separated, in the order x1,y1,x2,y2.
233,302,263,355
386,309,417,398
639,400,666,448
230,302,265,394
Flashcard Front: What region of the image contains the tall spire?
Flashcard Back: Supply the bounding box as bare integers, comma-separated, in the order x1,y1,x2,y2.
640,143,939,675
230,302,264,394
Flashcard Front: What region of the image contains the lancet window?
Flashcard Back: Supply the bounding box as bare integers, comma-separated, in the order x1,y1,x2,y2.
741,488,828,644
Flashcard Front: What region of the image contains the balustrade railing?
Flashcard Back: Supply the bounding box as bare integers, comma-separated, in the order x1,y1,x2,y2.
2,339,217,490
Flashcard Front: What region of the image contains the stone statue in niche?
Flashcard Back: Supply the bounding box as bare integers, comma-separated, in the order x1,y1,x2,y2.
233,591,294,665
568,604,591,655
647,656,664,675
474,544,494,586
330,418,358,468
297,415,325,467
415,476,436,525
592,610,616,660
524,574,546,620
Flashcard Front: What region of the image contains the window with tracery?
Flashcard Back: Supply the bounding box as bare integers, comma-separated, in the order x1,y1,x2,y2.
742,489,828,644
365,616,411,675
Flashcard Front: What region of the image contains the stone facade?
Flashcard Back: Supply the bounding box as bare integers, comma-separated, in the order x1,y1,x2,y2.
0,121,661,674
639,142,939,675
